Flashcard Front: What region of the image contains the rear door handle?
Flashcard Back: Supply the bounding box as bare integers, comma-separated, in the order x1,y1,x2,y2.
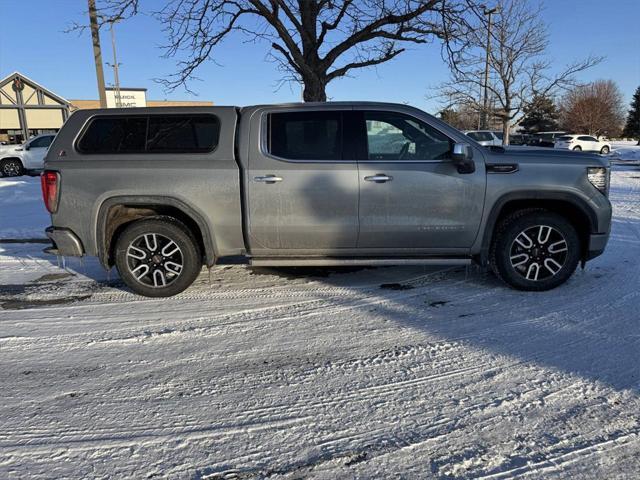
254,175,283,183
364,174,393,183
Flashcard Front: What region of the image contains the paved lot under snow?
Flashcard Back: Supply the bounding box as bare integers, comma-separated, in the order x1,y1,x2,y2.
1,168,640,479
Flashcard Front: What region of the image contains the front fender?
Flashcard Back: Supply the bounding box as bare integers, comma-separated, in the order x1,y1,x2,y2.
476,190,607,265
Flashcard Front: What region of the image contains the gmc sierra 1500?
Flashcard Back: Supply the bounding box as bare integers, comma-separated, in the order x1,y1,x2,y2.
42,102,611,297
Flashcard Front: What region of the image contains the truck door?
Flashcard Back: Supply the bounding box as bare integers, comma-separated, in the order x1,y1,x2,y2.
246,109,360,254
355,109,486,250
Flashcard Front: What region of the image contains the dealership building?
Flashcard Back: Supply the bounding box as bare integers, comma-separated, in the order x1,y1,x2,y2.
0,72,212,144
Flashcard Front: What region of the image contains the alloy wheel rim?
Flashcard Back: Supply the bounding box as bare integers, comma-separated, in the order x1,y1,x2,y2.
509,225,568,281
126,233,184,288
3,162,19,176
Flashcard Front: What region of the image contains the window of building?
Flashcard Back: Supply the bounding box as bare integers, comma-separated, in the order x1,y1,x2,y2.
364,111,452,161
268,111,342,160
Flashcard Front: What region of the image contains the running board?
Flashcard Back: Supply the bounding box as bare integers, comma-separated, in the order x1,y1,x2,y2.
249,257,472,267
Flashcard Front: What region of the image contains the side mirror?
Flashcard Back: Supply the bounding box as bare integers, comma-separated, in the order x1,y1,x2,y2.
452,143,475,174
25,145,31,151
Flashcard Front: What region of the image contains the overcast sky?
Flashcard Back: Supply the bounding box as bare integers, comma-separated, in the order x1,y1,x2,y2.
0,0,638,112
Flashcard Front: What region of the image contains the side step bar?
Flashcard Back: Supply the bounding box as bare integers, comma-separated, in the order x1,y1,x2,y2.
249,258,472,267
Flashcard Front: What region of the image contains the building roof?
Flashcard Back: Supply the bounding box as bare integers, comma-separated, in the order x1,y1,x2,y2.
0,71,71,106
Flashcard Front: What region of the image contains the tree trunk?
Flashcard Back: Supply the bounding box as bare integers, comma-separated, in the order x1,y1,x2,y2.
302,77,327,102
502,120,510,146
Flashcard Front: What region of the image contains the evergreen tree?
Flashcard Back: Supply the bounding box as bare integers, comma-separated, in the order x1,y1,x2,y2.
519,95,560,133
622,86,640,142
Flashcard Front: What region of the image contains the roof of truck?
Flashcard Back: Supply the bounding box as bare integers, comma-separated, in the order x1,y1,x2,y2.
70,101,424,117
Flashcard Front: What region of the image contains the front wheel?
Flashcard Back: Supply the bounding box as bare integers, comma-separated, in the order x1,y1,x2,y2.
1,158,24,177
572,146,582,151
114,217,202,297
600,146,610,154
490,210,581,291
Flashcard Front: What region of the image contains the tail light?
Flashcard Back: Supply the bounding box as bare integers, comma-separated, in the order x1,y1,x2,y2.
41,170,60,213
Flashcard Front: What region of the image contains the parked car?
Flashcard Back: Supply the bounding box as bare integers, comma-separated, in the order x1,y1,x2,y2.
527,131,567,148
508,133,529,146
42,103,612,297
0,133,56,177
463,130,502,146
554,135,611,154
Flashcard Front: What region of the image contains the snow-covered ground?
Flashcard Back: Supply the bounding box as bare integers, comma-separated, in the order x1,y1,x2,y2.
1,170,640,478
0,175,48,239
610,141,640,164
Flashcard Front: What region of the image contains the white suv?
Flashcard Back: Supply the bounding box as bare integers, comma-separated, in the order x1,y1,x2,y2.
0,133,56,177
554,135,611,154
463,130,502,146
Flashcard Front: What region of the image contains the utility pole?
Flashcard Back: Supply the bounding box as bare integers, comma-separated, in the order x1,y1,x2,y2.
88,0,107,108
106,21,122,108
480,5,498,130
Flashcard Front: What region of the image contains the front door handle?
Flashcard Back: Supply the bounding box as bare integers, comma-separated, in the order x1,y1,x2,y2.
254,175,283,184
364,174,393,183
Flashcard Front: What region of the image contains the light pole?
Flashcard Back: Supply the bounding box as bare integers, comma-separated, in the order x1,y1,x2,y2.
106,21,123,108
480,5,499,130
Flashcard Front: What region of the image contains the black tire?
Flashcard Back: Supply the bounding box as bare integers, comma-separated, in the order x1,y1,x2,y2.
1,158,24,177
572,146,582,151
114,217,202,297
490,210,581,291
600,146,610,154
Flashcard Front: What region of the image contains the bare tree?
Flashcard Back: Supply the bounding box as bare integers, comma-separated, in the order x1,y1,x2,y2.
435,0,601,145
85,0,478,101
560,80,626,137
438,105,479,130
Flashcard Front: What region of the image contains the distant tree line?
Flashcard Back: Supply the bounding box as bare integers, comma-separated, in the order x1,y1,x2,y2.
441,80,638,140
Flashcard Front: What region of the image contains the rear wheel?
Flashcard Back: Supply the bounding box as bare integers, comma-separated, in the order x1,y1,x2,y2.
490,210,581,291
572,146,582,151
600,145,610,154
1,158,24,177
114,217,202,297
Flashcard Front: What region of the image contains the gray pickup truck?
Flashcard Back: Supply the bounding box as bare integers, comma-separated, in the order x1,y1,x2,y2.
42,102,611,297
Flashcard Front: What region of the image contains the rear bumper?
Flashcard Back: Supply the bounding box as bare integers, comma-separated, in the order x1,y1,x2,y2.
586,232,609,260
45,226,84,257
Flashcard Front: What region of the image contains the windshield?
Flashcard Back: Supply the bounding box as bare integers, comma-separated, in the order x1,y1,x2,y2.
493,132,503,139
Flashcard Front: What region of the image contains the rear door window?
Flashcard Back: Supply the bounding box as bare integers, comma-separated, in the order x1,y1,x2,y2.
268,111,342,161
29,135,55,149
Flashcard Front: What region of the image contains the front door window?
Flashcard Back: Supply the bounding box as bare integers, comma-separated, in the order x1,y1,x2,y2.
364,112,452,161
